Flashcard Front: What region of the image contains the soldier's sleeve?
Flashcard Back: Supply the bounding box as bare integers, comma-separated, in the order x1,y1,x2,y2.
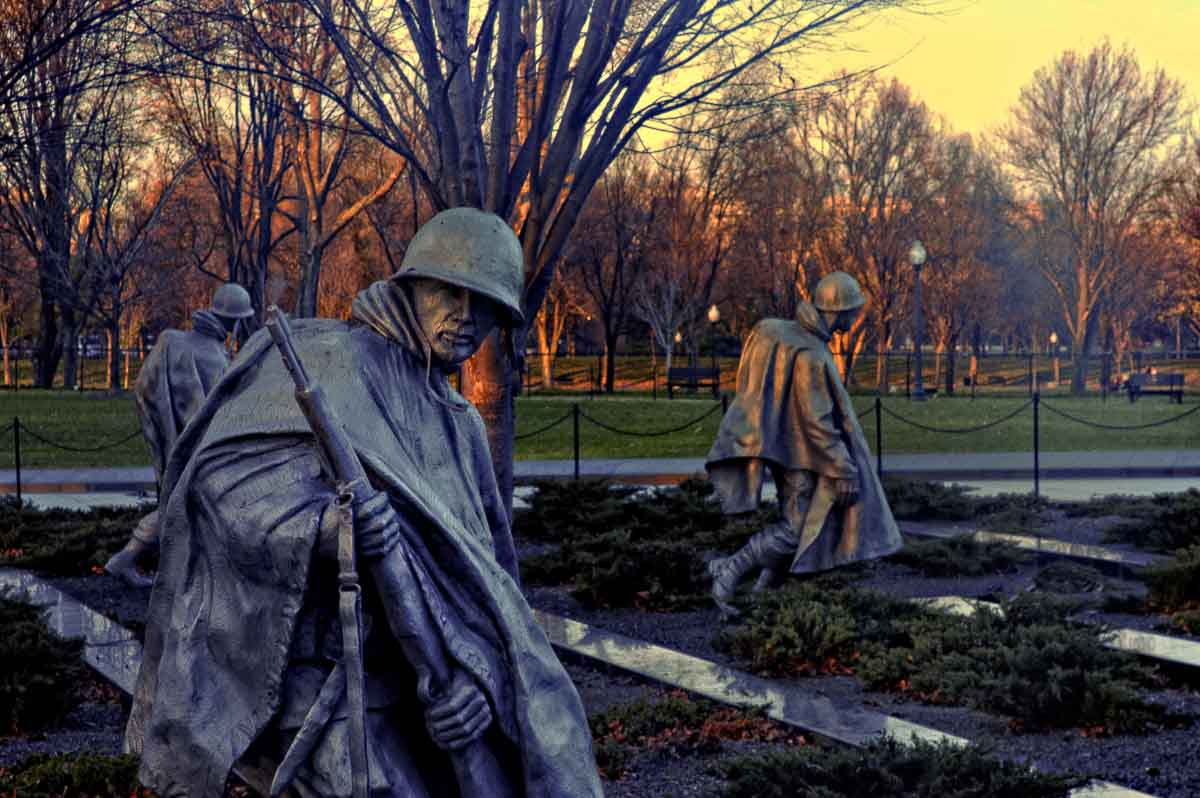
799,355,857,481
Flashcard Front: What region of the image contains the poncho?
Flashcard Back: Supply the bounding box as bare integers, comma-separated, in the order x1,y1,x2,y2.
706,302,901,573
126,282,601,798
133,309,230,481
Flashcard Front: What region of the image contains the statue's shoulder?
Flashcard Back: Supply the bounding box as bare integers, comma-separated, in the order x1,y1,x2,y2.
750,318,818,351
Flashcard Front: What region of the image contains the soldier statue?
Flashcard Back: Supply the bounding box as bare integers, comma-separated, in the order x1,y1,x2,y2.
705,271,902,616
126,208,602,798
104,283,254,587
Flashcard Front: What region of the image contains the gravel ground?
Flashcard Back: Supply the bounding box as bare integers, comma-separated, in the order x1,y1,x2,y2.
0,667,127,768
5,507,1200,797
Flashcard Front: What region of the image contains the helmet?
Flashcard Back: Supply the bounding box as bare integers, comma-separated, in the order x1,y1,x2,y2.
393,208,525,327
210,283,255,319
812,272,866,312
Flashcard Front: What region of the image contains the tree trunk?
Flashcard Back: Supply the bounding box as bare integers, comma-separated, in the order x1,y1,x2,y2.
35,286,59,388
945,335,958,396
461,334,513,520
61,314,79,390
1,318,9,387
604,333,617,393
1070,311,1100,395
106,321,120,390
536,317,554,390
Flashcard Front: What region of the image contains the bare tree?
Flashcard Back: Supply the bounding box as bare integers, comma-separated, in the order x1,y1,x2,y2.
1000,40,1187,393
814,73,937,392
152,49,296,324
144,0,925,506
0,0,137,386
920,132,1008,394
566,156,658,392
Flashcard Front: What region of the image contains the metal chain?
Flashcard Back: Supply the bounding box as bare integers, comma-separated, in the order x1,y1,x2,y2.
1040,400,1200,431
513,410,574,441
880,399,1034,435
578,401,723,438
19,425,143,452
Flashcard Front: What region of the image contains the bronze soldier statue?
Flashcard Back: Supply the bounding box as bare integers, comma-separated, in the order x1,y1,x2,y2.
126,208,602,798
103,283,254,587
705,271,902,616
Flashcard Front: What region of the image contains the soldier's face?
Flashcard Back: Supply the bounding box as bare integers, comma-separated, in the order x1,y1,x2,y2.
408,278,500,365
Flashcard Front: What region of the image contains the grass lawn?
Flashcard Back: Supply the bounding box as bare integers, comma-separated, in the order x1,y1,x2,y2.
0,390,1195,468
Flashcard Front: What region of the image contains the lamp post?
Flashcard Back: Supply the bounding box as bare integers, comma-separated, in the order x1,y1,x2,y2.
908,240,928,401
1050,332,1060,386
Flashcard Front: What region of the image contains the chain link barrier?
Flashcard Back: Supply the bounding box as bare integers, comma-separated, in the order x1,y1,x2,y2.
19,425,143,453
578,401,723,438
880,398,1035,435
513,410,574,441
1040,400,1200,431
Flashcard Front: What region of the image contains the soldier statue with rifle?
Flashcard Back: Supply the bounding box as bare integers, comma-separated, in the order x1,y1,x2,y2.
104,283,254,587
125,208,601,798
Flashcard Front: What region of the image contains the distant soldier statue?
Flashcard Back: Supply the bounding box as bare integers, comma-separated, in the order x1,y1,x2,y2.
103,283,254,587
705,271,902,616
126,209,601,798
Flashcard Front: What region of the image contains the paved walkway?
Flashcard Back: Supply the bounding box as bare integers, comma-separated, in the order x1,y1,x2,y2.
4,449,1198,494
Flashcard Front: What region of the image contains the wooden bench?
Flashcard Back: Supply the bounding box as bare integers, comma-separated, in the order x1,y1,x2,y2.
1126,372,1184,404
667,366,720,399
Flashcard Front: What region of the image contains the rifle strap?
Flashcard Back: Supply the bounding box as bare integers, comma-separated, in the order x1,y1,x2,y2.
337,482,369,798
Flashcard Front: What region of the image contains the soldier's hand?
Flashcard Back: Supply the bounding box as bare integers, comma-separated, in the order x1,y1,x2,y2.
833,477,859,506
349,487,402,559
426,670,493,751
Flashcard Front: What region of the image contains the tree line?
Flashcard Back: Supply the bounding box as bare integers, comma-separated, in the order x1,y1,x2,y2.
0,1,1197,502
549,41,1200,396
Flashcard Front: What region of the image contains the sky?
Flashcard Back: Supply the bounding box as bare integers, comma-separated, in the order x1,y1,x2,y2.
811,0,1200,137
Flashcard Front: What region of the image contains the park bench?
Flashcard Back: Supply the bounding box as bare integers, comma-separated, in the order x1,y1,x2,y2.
667,365,720,399
1125,372,1184,404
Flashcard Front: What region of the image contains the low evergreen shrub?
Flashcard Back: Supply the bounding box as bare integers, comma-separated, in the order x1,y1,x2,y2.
0,753,153,797
0,498,151,576
882,479,975,521
891,538,1028,577
0,599,88,735
588,693,804,780
517,479,774,610
717,585,1181,733
1102,489,1200,552
1141,544,1200,609
713,738,1083,798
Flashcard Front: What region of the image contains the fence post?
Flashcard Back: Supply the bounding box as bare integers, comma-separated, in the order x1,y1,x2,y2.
652,364,657,401
13,416,20,504
721,392,728,415
905,354,911,399
1032,392,1040,500
1027,354,1033,397
875,397,883,479
572,403,580,481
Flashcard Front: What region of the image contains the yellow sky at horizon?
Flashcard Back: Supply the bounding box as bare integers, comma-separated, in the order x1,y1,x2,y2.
807,0,1200,138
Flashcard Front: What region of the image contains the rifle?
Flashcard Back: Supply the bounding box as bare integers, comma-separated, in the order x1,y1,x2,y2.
264,306,514,798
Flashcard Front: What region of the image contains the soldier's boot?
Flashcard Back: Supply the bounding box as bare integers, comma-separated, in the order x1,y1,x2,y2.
706,546,759,618
752,568,782,593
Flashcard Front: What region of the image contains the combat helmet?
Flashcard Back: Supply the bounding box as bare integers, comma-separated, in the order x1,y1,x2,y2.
210,283,255,319
394,208,525,327
812,271,866,312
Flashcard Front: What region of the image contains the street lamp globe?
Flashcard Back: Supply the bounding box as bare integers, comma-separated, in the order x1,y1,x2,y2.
673,330,682,344
908,240,927,268
707,304,720,324
1049,331,1058,348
